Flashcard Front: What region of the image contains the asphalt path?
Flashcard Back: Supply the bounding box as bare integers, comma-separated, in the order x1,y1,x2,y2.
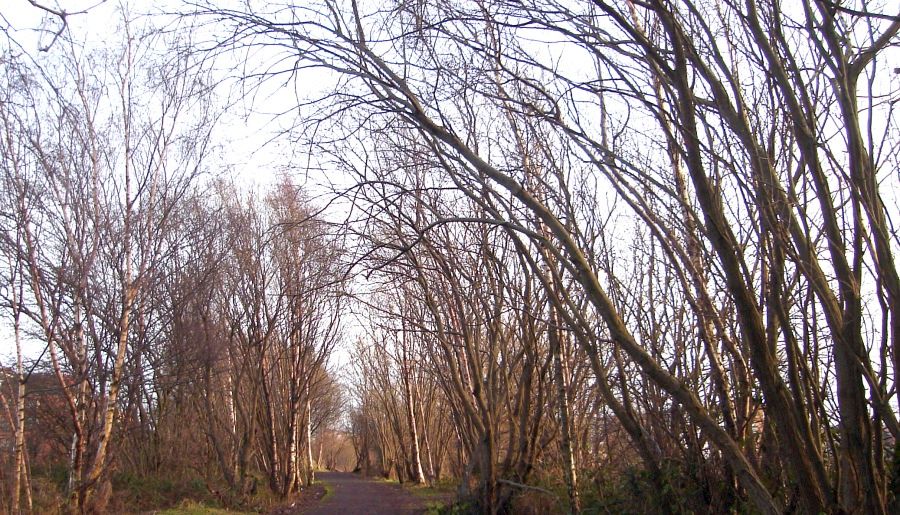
300,472,428,514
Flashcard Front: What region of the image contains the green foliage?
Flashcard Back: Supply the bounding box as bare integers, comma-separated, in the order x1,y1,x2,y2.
28,474,65,515
574,463,766,515
321,482,335,502
507,489,560,515
425,500,476,515
108,470,290,513
401,477,456,513
30,462,69,492
578,466,680,514
407,480,456,499
888,444,900,513
111,472,210,511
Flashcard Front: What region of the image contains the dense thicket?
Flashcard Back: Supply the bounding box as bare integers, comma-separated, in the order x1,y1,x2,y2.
0,20,347,513
188,1,900,513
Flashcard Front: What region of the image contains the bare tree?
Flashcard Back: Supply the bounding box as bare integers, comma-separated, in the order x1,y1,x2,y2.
192,1,900,513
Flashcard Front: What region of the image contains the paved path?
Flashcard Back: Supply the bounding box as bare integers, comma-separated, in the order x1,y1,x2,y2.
301,472,428,514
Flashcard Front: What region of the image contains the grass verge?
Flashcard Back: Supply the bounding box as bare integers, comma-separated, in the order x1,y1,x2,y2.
403,479,457,513
321,482,335,502
154,499,256,515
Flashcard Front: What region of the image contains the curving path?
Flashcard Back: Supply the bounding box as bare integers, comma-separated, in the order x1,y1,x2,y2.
300,472,428,514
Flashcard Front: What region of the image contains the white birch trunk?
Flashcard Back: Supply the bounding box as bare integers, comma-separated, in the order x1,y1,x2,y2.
305,384,315,485
549,289,579,513
13,313,31,513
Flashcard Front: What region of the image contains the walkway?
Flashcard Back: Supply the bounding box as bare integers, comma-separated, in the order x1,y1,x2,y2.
300,472,429,514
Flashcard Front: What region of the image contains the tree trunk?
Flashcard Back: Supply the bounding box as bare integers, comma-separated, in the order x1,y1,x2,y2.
478,431,497,515
549,308,580,514
317,441,324,472
305,386,315,485
14,331,31,514
260,347,281,494
402,344,426,484
82,285,136,511
9,294,31,514
286,398,300,495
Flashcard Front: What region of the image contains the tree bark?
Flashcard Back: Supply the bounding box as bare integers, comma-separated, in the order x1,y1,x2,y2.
402,339,426,485
305,385,315,486
550,307,579,513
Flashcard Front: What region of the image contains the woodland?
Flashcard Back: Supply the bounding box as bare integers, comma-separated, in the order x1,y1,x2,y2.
1,1,899,514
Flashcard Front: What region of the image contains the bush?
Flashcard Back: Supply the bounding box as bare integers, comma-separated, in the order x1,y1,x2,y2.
110,472,214,512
